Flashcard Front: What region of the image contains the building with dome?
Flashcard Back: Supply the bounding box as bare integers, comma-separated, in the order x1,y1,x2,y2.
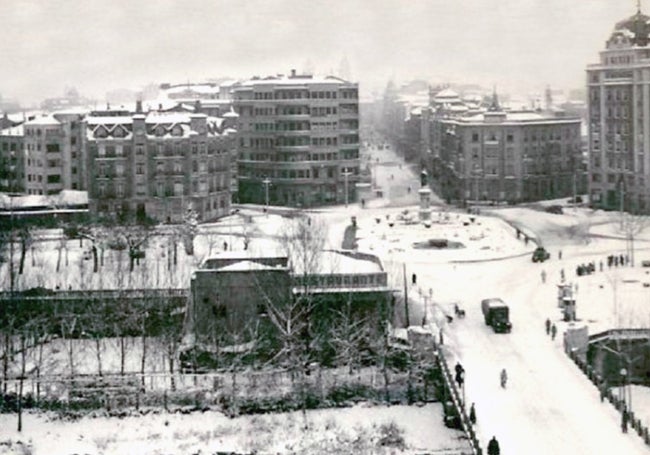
587,6,650,211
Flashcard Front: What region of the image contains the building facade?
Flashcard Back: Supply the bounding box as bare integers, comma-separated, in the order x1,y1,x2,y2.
233,72,360,207
0,123,25,193
587,8,650,212
86,109,235,222
432,101,583,204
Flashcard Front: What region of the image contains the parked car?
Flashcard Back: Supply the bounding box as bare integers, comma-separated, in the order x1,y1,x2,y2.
545,205,564,214
532,246,550,263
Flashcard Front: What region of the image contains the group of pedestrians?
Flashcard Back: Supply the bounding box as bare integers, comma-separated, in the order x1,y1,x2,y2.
576,253,629,277
607,254,629,268
545,318,557,340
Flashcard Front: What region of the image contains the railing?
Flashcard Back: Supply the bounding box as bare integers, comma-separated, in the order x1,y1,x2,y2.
566,346,650,445
437,352,483,455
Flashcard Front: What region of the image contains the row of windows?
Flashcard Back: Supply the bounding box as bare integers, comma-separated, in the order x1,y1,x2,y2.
244,150,359,162
240,166,359,180
469,128,578,143
251,90,356,100
97,179,227,198
293,273,386,287
0,142,22,152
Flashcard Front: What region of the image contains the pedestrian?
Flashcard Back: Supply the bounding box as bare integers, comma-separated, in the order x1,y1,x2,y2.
622,407,629,433
439,329,444,346
559,250,563,260
469,402,476,424
551,324,557,340
560,268,565,282
541,270,547,284
487,436,500,455
545,318,551,335
412,273,417,285
223,241,228,251
599,261,603,272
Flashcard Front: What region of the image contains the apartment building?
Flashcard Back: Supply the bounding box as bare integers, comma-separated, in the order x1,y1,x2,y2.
432,97,583,204
85,107,235,222
233,71,360,207
587,7,650,211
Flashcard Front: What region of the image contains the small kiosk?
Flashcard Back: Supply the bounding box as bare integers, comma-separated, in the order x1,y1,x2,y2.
557,283,576,321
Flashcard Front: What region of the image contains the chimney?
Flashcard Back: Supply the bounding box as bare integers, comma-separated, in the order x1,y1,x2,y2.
136,99,143,114
291,69,296,78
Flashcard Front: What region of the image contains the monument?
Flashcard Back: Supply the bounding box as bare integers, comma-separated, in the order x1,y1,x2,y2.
419,169,432,222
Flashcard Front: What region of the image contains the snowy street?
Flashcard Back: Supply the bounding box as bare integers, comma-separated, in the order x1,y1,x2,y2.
318,144,650,453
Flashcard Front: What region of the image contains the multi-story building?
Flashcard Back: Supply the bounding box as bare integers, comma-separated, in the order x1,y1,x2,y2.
587,7,650,211
432,96,583,204
0,111,86,195
85,106,235,222
234,71,360,207
0,123,25,193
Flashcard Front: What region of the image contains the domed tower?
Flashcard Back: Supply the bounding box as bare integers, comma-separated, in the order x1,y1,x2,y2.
587,4,650,212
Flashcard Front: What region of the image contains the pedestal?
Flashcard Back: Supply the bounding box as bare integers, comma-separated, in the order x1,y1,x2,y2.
419,188,432,221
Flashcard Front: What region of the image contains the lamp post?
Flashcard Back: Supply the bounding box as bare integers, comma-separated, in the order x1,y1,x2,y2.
472,164,482,204
342,169,352,207
262,177,271,214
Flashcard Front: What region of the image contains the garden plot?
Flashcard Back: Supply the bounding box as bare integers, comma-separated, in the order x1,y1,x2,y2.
0,403,471,455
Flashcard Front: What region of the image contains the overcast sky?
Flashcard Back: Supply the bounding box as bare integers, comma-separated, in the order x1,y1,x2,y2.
0,0,642,104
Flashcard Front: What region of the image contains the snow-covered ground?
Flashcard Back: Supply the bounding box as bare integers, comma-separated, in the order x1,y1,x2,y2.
0,404,470,455
3,142,650,453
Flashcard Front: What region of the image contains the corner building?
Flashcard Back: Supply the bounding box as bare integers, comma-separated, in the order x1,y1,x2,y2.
434,104,582,204
234,73,360,207
587,8,650,211
86,110,235,222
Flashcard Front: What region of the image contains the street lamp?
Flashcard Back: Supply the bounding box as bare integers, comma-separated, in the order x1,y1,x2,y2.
342,169,352,207
472,163,482,204
262,177,271,214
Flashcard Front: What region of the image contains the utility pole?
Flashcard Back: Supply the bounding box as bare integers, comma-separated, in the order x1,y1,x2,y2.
403,263,410,327
573,171,577,213
262,178,271,215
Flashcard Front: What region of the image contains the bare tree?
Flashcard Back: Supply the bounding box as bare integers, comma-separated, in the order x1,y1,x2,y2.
619,212,650,267
330,295,371,374
17,226,33,275
113,223,155,272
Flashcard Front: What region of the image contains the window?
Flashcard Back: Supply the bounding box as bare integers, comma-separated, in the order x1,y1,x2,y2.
136,164,144,175
46,143,60,153
115,163,124,176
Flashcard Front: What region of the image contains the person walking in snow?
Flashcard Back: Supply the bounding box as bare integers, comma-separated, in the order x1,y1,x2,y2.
545,318,551,335
541,270,546,284
487,436,501,455
469,402,476,425
551,324,557,340
500,368,508,389
560,268,565,282
558,250,562,260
